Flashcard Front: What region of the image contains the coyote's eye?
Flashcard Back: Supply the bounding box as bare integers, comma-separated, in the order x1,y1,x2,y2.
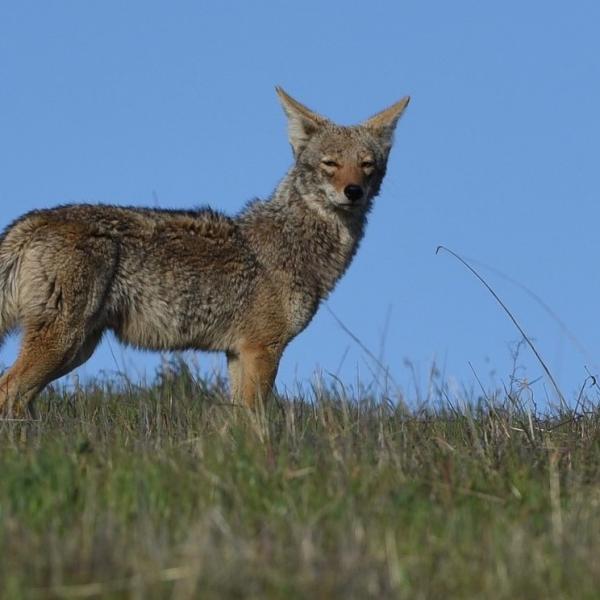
361,160,375,169
321,159,339,168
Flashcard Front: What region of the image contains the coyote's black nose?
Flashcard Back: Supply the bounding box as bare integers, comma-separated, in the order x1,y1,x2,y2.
344,184,364,202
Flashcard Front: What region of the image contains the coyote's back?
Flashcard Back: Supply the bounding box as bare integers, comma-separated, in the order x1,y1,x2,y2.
0,87,409,417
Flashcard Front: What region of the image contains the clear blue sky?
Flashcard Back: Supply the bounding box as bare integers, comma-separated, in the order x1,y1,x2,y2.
1,1,599,403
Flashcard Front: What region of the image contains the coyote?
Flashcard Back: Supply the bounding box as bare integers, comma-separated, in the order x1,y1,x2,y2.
0,88,409,417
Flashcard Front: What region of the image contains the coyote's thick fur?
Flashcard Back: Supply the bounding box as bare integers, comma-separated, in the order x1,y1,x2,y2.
0,88,409,417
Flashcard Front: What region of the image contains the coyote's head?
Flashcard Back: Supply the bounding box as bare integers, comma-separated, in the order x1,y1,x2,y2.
276,87,409,214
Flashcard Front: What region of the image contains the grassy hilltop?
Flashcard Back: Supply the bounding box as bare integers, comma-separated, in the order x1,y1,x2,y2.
0,362,599,599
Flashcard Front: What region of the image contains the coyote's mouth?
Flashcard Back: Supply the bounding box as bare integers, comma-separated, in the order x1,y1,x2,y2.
333,200,366,212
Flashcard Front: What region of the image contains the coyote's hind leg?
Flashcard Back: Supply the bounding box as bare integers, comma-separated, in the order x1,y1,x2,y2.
0,229,116,419
0,325,104,418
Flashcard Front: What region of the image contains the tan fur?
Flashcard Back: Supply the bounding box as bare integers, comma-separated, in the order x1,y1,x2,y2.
331,164,366,194
0,88,409,417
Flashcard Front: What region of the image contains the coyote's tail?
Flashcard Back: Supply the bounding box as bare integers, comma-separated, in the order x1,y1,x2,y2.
0,230,22,349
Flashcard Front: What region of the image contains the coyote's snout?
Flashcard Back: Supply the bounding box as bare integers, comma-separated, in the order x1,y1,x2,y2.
0,87,409,417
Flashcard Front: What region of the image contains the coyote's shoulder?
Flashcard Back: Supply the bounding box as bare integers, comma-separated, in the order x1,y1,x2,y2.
0,87,409,417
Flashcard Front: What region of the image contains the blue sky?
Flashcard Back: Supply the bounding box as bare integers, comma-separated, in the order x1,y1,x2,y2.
1,1,599,403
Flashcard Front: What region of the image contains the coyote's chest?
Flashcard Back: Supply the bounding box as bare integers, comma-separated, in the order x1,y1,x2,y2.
284,287,320,338
280,225,358,339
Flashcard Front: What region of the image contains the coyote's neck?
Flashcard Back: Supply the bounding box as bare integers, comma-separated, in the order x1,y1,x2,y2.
239,173,367,302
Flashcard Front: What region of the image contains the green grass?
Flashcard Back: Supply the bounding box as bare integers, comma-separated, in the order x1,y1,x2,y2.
1,364,599,599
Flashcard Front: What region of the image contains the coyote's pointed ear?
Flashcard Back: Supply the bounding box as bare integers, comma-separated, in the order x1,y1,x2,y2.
363,96,410,152
276,87,327,157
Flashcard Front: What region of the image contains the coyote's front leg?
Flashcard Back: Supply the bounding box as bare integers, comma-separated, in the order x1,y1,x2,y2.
227,344,280,408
